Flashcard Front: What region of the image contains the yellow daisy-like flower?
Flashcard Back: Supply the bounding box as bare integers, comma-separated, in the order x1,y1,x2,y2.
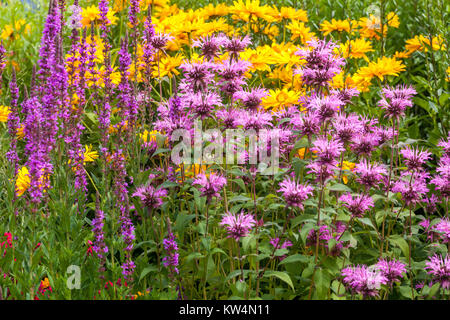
230,0,271,22
405,35,445,54
81,5,118,27
1,19,30,41
262,88,300,112
0,105,11,122
393,50,411,59
240,47,272,72
339,38,373,60
16,166,31,197
82,145,99,164
268,6,308,22
320,19,351,35
199,3,230,19
355,56,405,82
340,161,356,184
0,25,14,40
386,12,400,28
286,21,315,44
153,53,184,78
446,67,450,82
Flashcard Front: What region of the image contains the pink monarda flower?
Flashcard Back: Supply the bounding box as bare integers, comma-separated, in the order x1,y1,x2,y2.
278,176,313,209
339,193,374,218
355,158,387,189
341,265,388,298
400,145,431,171
220,211,256,241
193,173,227,202
430,155,450,198
310,137,344,166
437,132,450,157
233,87,268,110
132,185,168,210
392,172,429,206
378,84,416,120
375,258,407,285
223,35,251,61
433,218,450,243
192,34,225,61
350,132,380,157
425,254,450,290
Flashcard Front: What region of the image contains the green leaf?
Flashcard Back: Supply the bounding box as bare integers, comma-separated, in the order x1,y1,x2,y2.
263,271,295,292
329,183,352,192
139,266,158,282
426,282,440,299
229,195,252,203
389,235,409,259
279,254,310,266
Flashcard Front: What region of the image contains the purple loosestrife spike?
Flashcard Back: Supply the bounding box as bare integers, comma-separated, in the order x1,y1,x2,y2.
162,231,180,275
128,0,140,28
425,254,450,290
117,35,139,138
220,211,256,241
23,97,53,203
93,194,108,276
277,176,313,209
0,41,5,90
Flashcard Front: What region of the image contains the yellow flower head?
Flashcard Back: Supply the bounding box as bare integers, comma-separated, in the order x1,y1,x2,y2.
286,21,315,44
0,105,11,122
82,145,99,164
16,166,31,197
355,56,405,82
339,38,373,60
262,88,300,112
152,53,184,78
320,19,351,35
